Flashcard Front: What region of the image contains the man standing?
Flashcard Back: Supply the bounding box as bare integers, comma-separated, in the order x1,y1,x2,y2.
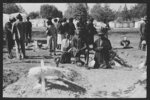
68,18,76,40
25,16,32,46
4,17,16,59
12,14,26,59
62,18,69,40
53,18,58,50
46,19,57,56
139,16,148,51
86,18,97,45
93,32,112,69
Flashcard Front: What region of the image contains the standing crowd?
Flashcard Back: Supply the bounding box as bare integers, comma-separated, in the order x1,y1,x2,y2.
4,13,148,69
4,14,32,59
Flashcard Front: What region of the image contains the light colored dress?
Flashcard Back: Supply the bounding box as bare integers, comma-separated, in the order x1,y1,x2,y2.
61,39,70,52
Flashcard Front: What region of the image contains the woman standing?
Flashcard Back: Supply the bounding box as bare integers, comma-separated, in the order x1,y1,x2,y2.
46,19,57,55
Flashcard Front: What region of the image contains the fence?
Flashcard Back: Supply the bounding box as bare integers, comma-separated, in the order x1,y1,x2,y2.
109,21,135,28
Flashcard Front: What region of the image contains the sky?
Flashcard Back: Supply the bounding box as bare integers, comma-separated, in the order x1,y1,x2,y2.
16,3,137,14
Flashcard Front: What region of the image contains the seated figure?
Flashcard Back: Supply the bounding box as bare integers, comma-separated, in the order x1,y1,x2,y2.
120,36,130,48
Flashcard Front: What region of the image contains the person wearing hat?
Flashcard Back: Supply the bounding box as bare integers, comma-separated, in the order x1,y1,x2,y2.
4,17,16,59
25,16,32,46
93,32,112,69
12,14,26,59
139,16,148,50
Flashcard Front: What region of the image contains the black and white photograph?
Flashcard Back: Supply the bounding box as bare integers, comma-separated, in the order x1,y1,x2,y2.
2,2,148,98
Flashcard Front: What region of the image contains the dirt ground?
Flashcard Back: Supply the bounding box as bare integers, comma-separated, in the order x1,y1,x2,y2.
3,31,147,98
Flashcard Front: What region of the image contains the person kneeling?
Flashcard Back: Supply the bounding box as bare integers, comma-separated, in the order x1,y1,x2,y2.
93,32,112,69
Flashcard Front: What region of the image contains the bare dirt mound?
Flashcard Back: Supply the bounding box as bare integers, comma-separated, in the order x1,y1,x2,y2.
3,65,87,98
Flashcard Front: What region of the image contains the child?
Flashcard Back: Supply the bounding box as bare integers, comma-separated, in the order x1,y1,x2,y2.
120,36,130,48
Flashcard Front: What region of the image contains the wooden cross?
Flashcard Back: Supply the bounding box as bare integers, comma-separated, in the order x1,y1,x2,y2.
41,59,45,92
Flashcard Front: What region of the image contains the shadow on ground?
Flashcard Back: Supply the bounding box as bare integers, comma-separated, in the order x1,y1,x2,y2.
46,79,86,94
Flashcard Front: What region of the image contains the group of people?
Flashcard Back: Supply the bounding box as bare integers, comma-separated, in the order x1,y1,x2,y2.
46,16,112,68
4,14,32,59
4,13,147,69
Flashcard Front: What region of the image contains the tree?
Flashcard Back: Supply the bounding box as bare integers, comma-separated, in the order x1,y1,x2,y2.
64,3,88,21
28,11,40,19
90,4,116,23
3,3,20,14
129,3,147,19
17,5,27,14
64,4,75,19
121,4,131,21
40,4,63,18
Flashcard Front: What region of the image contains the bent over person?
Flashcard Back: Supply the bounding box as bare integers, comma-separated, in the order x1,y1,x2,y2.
12,14,26,59
93,32,112,69
4,17,16,59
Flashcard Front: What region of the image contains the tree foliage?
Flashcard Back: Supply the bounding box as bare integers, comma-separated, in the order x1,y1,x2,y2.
28,11,40,19
40,4,63,18
3,3,21,14
90,4,116,23
129,4,147,19
64,3,88,22
121,4,131,21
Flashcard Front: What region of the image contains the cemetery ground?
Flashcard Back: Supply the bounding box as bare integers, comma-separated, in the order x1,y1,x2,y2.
3,27,147,98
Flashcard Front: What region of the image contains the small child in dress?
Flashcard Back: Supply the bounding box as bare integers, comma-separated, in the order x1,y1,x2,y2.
120,36,130,48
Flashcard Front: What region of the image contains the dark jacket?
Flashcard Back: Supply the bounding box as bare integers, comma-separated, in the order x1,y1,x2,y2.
93,37,112,65
5,22,12,40
139,22,148,41
62,23,69,34
68,22,76,35
86,23,97,44
12,20,25,40
25,21,32,33
76,22,87,42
